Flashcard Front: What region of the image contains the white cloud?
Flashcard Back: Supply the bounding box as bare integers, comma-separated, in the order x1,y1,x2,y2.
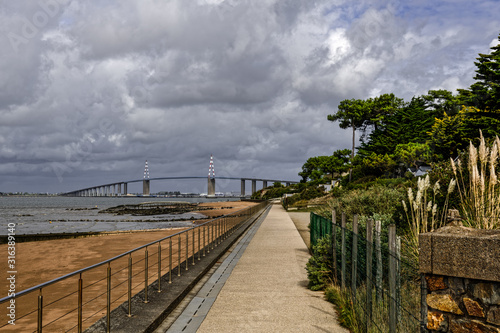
325,28,352,64
0,0,499,192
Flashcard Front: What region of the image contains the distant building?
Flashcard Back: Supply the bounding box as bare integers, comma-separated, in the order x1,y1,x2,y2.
320,180,337,192
408,165,432,177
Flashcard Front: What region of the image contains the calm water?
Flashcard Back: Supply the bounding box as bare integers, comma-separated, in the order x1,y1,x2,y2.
0,196,239,235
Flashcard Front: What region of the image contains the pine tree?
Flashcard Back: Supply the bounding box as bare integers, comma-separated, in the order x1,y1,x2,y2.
458,34,500,111
358,92,452,157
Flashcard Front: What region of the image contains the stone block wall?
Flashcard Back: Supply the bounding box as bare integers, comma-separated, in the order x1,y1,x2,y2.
425,274,500,332
420,226,500,333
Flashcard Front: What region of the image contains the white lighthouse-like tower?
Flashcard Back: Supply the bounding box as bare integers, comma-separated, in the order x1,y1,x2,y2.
143,160,150,196
207,155,215,197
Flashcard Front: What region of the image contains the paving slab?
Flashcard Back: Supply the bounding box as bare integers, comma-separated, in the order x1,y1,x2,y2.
176,204,348,333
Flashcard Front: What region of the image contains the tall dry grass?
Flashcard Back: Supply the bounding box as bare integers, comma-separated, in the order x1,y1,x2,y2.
402,175,455,264
451,132,500,229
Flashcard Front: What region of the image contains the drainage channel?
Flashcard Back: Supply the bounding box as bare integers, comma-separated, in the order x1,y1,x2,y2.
155,205,271,333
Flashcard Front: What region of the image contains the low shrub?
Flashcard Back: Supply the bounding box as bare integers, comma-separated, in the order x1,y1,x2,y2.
287,186,326,207
306,236,333,291
251,184,298,200
317,184,405,227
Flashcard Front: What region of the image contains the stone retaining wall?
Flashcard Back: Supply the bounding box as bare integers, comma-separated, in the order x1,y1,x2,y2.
420,226,500,332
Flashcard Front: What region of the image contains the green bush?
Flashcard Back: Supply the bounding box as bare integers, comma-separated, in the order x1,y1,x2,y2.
251,184,298,200
306,236,333,291
287,186,326,207
322,184,406,227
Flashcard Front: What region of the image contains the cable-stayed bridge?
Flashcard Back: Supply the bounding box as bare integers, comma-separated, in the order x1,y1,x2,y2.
63,157,299,197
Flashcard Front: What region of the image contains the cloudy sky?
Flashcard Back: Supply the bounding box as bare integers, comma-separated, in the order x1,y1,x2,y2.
0,0,499,194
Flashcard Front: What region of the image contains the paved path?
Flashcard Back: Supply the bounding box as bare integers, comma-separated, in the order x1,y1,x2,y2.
287,211,311,249
164,204,348,333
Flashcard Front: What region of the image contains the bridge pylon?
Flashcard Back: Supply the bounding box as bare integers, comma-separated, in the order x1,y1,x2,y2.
207,155,215,196
143,160,150,196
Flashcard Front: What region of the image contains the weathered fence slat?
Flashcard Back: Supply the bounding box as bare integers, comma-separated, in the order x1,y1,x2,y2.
341,212,346,290
351,215,358,299
366,219,374,331
396,235,401,322
309,212,422,332
38,290,43,333
332,210,337,284
375,220,382,302
389,224,397,333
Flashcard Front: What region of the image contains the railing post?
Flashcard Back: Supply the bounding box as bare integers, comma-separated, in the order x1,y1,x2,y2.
169,238,172,283
222,218,225,241
128,254,132,317
366,219,374,331
216,220,219,246
221,218,224,240
107,263,111,332
158,242,162,292
341,212,346,290
198,227,201,261
203,225,207,256
351,214,358,299
389,224,397,333
192,228,195,265
78,274,83,333
223,217,227,239
211,223,215,250
219,219,222,244
178,235,182,276
144,248,149,303
37,289,43,333
207,224,211,250
214,220,218,246
185,233,189,271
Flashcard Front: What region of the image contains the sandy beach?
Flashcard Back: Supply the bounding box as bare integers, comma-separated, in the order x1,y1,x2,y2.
0,200,257,332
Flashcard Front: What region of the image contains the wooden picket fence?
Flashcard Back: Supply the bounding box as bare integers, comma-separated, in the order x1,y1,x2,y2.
310,212,426,333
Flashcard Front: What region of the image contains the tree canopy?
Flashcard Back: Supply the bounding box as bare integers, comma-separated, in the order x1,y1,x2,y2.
302,34,500,185
458,34,500,112
299,149,351,182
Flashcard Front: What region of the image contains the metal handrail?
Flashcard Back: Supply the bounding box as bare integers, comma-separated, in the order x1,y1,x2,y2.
0,203,264,304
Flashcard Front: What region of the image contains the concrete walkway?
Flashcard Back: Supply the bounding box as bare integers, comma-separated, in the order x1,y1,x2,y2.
170,204,348,333
287,211,312,249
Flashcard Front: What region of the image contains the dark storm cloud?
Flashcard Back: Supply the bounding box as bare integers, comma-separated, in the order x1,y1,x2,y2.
0,0,499,193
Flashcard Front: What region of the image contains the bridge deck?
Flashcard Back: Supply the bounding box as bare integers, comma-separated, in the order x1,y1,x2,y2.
162,204,348,333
